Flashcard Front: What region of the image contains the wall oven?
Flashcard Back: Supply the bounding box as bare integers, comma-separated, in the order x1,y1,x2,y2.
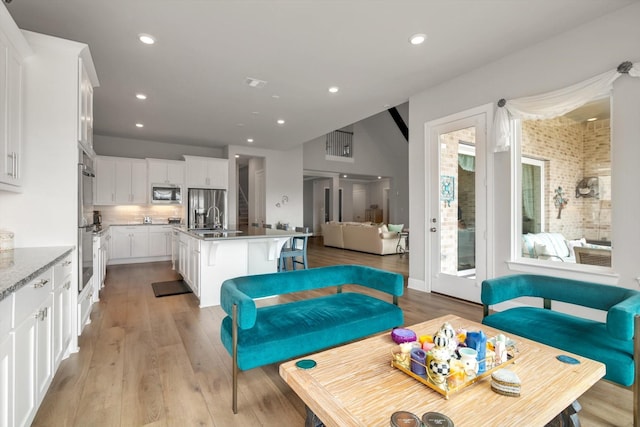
78,150,95,292
151,184,182,204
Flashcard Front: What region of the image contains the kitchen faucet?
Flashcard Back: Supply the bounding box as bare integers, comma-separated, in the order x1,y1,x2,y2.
206,206,222,229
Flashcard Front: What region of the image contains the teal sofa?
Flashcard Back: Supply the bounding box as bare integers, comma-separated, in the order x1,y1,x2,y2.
482,274,640,424
220,264,404,413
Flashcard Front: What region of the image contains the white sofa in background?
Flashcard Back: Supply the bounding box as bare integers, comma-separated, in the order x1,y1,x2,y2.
321,222,405,255
521,232,611,264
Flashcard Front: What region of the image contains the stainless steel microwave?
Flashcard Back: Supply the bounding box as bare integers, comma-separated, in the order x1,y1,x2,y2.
151,184,182,204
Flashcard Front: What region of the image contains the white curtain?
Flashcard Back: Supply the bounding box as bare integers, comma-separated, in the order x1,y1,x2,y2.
493,62,640,152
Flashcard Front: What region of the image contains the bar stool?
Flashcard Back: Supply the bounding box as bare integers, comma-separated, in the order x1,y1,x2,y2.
263,223,272,229
278,227,309,271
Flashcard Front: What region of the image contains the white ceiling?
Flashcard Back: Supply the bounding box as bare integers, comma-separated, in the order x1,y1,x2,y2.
5,0,634,151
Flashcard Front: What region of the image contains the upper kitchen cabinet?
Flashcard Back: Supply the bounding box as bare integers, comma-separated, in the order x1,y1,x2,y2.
0,7,32,192
95,156,147,205
77,57,94,154
184,155,228,189
147,158,184,186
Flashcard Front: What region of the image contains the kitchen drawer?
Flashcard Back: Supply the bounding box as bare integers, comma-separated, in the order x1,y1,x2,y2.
14,269,53,322
0,293,13,336
53,255,73,289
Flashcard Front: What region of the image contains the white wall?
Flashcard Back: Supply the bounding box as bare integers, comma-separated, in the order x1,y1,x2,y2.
304,108,409,225
227,145,303,230
408,2,640,292
93,134,223,160
0,32,85,248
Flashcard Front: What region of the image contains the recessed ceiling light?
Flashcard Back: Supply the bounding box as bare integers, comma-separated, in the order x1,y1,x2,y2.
277,119,285,125
378,176,382,179
343,174,348,178
235,154,240,158
247,138,254,143
272,95,280,99
328,86,339,94
409,33,427,45
136,93,147,100
138,33,156,45
135,123,144,128
587,117,598,122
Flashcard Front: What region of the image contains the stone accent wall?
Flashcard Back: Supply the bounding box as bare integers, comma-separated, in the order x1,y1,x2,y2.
522,117,610,241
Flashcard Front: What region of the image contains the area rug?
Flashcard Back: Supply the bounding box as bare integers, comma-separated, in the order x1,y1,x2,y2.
151,280,192,298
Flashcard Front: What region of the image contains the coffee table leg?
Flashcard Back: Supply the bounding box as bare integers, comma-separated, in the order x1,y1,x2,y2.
545,400,582,427
304,406,325,427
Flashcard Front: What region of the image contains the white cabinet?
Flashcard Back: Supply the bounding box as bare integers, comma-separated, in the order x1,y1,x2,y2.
52,255,72,369
147,158,184,186
176,232,200,296
95,156,147,205
100,230,110,285
116,159,146,204
171,229,179,270
94,156,115,204
148,225,172,257
13,269,53,427
77,281,93,334
0,333,13,427
110,226,149,259
0,294,14,427
92,232,109,290
109,225,178,264
184,155,228,189
177,232,188,278
188,238,201,296
0,22,30,191
78,57,94,153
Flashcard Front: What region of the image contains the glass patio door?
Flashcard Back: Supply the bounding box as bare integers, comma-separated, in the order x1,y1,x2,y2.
428,110,488,303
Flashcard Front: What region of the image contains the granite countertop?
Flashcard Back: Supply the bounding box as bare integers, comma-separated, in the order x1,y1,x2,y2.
107,222,181,227
175,226,308,241
0,246,74,302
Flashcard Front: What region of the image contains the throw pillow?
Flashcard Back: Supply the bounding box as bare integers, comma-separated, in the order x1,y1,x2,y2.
565,238,586,257
534,242,556,260
388,224,404,232
379,224,389,233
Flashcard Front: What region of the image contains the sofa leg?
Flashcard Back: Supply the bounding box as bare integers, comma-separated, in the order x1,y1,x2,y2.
233,304,239,414
634,315,640,427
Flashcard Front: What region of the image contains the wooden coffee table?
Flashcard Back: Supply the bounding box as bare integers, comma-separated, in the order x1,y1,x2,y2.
279,314,605,427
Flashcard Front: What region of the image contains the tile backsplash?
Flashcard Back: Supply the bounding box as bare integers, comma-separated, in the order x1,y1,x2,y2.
96,205,185,225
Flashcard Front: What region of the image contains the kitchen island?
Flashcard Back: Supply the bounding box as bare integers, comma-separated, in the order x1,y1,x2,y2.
173,226,309,307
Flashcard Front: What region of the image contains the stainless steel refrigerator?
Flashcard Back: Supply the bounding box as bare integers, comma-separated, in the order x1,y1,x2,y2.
187,188,227,229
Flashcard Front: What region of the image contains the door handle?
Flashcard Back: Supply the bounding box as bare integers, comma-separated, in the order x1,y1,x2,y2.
430,227,437,232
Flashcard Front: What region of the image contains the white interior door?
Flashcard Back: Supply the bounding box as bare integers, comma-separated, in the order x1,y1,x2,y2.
353,188,366,222
427,109,488,303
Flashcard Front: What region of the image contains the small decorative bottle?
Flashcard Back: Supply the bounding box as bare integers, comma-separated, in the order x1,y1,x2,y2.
428,331,451,384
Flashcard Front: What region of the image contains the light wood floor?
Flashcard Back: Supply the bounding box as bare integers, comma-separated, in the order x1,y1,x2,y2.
33,237,632,426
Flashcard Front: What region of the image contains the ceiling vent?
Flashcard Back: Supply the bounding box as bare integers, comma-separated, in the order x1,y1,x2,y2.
245,77,267,89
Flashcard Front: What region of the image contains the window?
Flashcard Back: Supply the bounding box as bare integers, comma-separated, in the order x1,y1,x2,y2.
516,98,612,268
521,157,545,234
